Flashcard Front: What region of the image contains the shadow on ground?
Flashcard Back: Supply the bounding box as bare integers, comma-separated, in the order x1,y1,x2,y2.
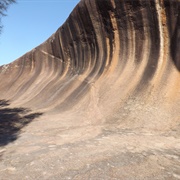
0,99,43,146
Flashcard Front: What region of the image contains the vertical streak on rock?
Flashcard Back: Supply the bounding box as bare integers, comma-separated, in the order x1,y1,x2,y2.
150,0,170,95
153,0,165,78
106,0,120,74
135,0,160,92
95,0,115,77
113,0,128,77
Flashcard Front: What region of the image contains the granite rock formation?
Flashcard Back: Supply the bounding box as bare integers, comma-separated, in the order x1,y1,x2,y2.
0,0,180,179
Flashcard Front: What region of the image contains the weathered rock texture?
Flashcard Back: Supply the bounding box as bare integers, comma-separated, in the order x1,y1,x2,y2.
0,0,180,179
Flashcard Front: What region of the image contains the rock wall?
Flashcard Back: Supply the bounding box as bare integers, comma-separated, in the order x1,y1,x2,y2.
0,0,179,131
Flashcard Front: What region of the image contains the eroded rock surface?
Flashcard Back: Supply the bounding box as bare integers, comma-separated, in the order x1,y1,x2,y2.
0,0,180,179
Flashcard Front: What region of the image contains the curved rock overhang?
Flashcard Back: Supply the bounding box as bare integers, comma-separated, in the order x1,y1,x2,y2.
0,0,179,130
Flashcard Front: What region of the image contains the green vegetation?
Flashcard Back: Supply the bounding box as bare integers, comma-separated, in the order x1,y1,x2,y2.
0,0,16,33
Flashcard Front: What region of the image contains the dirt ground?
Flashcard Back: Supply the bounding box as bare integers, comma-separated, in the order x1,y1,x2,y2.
0,112,179,180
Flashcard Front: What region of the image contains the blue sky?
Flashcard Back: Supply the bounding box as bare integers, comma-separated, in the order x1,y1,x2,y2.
0,0,80,66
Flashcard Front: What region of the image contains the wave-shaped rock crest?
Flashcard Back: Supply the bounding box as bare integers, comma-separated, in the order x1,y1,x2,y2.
0,0,180,132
